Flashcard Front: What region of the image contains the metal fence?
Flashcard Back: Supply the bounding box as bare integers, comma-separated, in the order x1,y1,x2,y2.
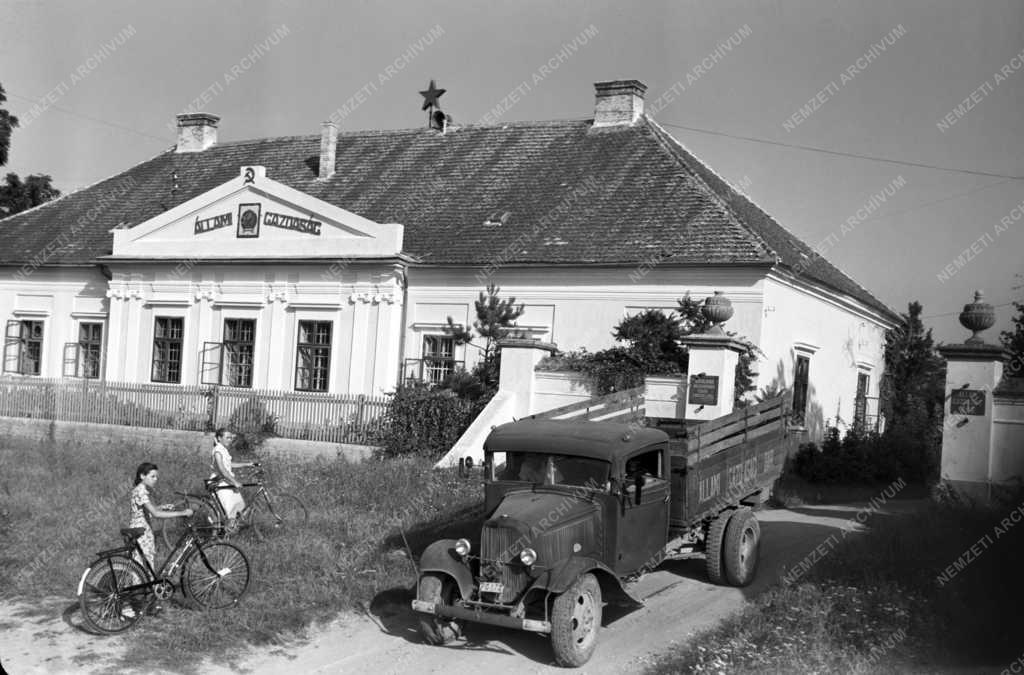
0,376,389,444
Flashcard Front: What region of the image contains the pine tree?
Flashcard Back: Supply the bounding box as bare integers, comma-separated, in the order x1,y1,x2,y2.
881,301,945,423
445,283,526,391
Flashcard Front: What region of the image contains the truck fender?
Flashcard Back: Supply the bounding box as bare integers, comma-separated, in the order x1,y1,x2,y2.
417,539,475,601
532,556,643,608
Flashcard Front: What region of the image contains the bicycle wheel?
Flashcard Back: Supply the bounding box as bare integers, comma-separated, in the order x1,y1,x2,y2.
182,542,250,609
78,555,150,634
161,496,220,549
249,492,309,540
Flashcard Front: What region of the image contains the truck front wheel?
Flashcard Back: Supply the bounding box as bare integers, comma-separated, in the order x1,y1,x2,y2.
723,508,761,587
417,572,463,645
551,572,602,667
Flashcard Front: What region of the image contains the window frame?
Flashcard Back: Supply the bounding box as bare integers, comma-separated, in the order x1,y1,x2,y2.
77,321,104,380
792,354,811,427
854,370,871,431
294,320,332,392
421,334,457,384
3,319,44,376
151,316,185,384
223,318,256,388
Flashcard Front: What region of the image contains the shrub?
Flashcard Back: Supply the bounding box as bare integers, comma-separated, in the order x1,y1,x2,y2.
378,385,474,458
226,396,278,456
533,299,761,400
791,415,939,485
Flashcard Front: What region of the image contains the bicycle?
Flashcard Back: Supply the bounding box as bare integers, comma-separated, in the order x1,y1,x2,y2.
160,463,308,548
77,512,251,634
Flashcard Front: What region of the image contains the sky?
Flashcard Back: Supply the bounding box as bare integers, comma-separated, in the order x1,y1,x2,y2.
1,0,1022,344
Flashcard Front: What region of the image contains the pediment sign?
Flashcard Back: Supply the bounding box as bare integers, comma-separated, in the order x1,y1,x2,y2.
108,166,403,259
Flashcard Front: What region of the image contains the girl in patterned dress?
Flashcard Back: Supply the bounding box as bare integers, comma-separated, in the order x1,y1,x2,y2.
130,463,193,570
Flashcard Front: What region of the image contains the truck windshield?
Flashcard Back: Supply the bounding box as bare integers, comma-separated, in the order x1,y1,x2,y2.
488,451,609,489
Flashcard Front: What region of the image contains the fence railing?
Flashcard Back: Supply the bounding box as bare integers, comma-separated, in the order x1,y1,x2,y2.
0,376,389,444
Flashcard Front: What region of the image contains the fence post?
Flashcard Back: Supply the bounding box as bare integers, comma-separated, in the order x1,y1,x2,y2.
355,394,366,441
204,386,220,431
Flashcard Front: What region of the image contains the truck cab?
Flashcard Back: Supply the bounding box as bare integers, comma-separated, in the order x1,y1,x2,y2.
412,418,672,667
412,397,784,667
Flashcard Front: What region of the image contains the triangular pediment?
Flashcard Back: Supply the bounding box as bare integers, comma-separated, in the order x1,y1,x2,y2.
108,166,403,259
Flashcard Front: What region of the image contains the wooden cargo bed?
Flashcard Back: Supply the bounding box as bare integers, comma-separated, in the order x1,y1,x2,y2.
668,394,791,530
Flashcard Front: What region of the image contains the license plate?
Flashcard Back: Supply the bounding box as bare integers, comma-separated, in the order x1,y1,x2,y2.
479,581,504,594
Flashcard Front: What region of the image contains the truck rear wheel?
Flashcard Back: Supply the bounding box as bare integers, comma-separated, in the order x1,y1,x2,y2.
705,510,733,585
723,508,761,587
551,573,602,667
417,572,463,645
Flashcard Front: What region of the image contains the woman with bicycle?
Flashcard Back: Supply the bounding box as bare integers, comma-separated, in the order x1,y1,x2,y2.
209,428,256,525
130,462,193,570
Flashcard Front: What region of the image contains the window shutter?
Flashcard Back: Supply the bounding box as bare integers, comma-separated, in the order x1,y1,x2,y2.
3,320,21,374
200,341,223,385
63,342,80,377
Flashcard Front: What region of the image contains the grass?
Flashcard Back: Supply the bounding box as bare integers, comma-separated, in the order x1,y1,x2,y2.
0,434,481,672
646,491,1024,673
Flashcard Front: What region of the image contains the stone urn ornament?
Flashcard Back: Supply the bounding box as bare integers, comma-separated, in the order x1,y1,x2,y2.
701,291,734,334
959,290,995,345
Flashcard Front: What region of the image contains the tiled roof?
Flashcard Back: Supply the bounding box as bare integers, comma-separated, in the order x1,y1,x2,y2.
0,116,896,319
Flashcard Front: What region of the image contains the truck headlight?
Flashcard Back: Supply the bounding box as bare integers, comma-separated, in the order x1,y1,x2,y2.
455,538,471,556
519,548,537,566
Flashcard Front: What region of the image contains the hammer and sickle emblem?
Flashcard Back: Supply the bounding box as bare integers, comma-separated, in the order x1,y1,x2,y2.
243,167,255,184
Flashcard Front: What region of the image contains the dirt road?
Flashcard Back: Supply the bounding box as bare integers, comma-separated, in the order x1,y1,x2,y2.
0,503,912,674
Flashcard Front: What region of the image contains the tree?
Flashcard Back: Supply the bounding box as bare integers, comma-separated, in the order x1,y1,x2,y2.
566,294,761,401
880,301,945,423
444,283,526,393
0,172,60,217
613,309,685,367
1000,300,1024,378
0,81,61,218
0,83,16,167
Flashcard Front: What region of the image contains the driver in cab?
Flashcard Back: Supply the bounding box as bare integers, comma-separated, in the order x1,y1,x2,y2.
517,453,563,484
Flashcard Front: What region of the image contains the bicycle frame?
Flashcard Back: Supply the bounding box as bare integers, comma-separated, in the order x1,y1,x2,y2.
205,476,277,524
79,526,216,598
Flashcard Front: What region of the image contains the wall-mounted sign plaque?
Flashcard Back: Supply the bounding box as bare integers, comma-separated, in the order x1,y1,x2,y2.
950,389,985,416
237,203,261,238
688,375,719,406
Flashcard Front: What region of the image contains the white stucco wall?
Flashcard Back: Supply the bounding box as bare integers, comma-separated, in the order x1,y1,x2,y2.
761,273,892,438
104,262,402,395
991,395,1024,482
0,266,109,379
404,264,767,372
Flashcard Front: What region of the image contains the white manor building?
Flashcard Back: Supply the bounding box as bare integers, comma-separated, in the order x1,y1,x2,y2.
0,80,900,438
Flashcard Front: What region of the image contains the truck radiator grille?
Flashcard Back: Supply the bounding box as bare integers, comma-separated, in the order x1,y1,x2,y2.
481,526,528,603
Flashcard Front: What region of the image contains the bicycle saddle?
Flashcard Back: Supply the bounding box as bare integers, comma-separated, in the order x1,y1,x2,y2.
121,527,146,540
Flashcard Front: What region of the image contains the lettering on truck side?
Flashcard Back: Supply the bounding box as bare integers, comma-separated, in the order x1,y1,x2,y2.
698,473,721,503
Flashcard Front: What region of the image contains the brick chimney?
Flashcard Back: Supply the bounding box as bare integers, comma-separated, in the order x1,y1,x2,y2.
175,113,219,152
593,80,647,127
319,121,337,180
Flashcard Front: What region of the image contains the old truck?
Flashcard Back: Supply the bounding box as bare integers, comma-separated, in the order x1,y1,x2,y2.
410,394,790,667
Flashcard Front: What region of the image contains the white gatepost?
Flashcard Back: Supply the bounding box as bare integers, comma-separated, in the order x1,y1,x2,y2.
678,333,745,421
677,291,745,422
437,337,557,467
937,291,1011,503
